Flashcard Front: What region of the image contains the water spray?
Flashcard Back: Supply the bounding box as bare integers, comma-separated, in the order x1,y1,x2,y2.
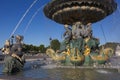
23,4,45,34
100,23,107,44
10,0,38,38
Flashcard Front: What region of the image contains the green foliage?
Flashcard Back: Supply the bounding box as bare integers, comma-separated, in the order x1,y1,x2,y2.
100,42,120,52
50,39,60,51
22,44,46,54
21,41,120,55
39,44,46,53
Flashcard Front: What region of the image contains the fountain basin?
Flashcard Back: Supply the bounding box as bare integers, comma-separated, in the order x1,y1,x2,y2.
44,0,117,25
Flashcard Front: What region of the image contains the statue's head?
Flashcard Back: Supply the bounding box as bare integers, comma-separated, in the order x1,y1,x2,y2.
64,24,69,28
16,35,24,41
2,40,11,54
87,23,92,27
75,22,81,25
5,40,10,46
15,35,24,43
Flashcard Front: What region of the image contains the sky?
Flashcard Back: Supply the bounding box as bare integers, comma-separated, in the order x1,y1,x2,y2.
0,0,120,48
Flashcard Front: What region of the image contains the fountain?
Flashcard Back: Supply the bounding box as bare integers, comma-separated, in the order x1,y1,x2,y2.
44,0,117,66
1,35,25,73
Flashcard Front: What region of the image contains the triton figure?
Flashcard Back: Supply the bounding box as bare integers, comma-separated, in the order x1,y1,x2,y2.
2,35,25,73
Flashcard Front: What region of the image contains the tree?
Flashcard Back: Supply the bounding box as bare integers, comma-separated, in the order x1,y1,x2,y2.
100,42,120,53
39,44,46,53
22,44,39,54
50,39,60,51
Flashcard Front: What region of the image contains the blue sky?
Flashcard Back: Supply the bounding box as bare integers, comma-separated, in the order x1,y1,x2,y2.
0,0,120,48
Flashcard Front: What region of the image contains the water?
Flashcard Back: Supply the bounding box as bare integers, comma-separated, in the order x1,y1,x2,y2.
24,4,45,34
0,62,120,80
10,0,38,37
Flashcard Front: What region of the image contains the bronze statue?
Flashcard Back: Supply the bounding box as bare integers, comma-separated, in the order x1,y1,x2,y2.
2,35,25,73
63,24,72,43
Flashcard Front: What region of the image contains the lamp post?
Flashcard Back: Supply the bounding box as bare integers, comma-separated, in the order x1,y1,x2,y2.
49,37,52,49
